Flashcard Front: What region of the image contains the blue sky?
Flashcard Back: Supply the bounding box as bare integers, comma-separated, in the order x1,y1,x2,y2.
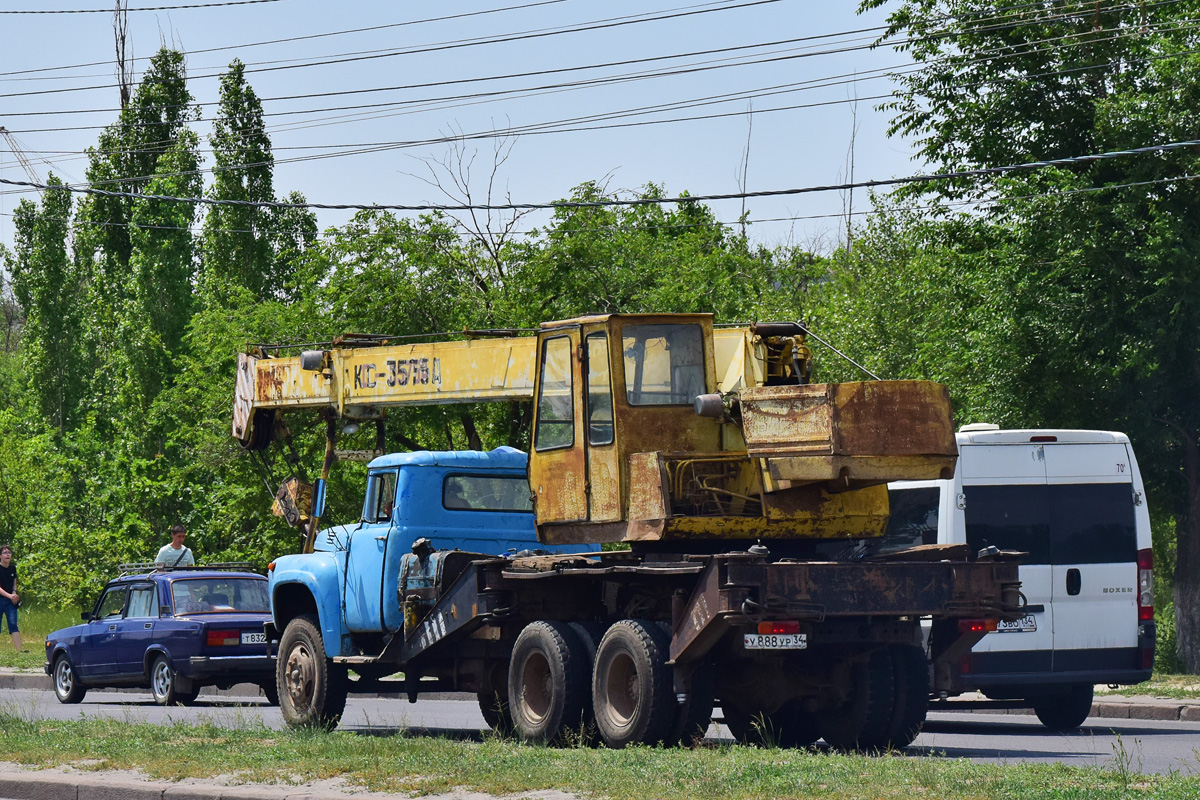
0,0,919,253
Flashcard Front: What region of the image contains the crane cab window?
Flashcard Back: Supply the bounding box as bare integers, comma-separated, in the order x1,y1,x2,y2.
622,324,705,406
586,333,614,446
363,470,398,522
535,335,575,450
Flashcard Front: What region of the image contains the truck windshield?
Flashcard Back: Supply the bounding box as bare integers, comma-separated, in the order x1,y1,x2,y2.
171,578,270,614
443,474,534,512
622,324,705,406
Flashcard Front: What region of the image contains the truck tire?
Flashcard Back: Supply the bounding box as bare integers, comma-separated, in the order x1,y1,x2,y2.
278,614,348,730
669,663,715,746
478,692,513,735
508,621,590,745
151,655,198,706
879,644,929,749
592,619,674,749
723,698,819,748
52,655,87,704
820,649,895,751
1032,684,1094,731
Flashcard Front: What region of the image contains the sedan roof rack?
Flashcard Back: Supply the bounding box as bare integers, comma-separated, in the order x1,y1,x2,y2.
117,562,260,577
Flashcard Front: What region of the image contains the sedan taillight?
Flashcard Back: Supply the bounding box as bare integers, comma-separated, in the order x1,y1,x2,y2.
206,629,240,647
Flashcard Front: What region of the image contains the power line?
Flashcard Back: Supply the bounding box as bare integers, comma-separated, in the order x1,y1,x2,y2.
0,0,289,13
3,139,1197,212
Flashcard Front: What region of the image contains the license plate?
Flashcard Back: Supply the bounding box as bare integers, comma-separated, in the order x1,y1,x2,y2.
743,633,807,650
241,631,267,645
996,615,1037,633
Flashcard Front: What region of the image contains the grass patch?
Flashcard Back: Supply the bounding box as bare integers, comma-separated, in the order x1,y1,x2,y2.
1097,675,1200,701
0,713,1196,800
0,606,79,670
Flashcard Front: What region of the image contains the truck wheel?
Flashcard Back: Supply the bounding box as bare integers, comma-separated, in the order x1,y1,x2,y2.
669,663,715,746
508,621,589,744
278,614,348,729
150,655,197,706
820,649,895,751
723,699,819,748
880,644,929,749
478,692,514,735
52,655,87,704
592,619,674,749
1032,684,1094,731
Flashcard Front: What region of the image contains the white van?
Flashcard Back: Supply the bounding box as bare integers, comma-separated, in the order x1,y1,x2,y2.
884,426,1156,730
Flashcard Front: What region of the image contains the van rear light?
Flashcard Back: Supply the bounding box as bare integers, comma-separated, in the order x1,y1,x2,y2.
1029,435,1058,442
1137,548,1154,622
207,629,240,647
757,620,801,635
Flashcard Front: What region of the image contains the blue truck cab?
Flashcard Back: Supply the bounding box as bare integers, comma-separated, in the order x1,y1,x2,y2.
268,447,586,658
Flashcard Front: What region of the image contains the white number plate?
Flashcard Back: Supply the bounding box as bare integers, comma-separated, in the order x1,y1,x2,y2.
743,633,807,650
996,615,1037,633
241,631,267,645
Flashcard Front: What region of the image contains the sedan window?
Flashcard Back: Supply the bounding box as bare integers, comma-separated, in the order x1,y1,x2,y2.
95,586,129,619
126,585,159,618
171,578,269,614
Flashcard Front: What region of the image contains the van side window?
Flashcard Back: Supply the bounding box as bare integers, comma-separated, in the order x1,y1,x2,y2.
964,485,1051,564
880,487,939,553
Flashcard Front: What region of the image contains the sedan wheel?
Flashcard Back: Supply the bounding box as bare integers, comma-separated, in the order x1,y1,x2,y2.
150,655,197,706
52,655,86,704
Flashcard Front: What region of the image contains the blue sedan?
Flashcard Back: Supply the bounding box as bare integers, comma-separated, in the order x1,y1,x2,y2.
44,567,275,706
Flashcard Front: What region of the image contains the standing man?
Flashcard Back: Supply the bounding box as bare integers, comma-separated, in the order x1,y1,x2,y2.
155,525,194,567
0,545,24,651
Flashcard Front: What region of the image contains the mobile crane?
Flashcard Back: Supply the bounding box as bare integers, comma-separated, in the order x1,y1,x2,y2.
233,313,1023,749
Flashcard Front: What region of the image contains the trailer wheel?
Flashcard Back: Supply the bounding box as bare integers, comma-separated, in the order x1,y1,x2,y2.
880,644,929,749
592,619,674,749
1032,684,1094,731
723,698,819,748
508,621,590,744
820,649,895,751
277,614,348,730
478,692,513,735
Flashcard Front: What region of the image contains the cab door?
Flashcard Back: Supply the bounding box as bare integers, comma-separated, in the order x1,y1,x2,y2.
528,328,588,523
345,469,397,632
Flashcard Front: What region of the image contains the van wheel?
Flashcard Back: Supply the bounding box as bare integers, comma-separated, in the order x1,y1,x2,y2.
508,621,590,744
278,614,348,729
820,649,895,751
1032,684,1094,731
592,620,674,749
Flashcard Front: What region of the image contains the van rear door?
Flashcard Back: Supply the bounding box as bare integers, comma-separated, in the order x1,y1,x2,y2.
1044,444,1138,672
960,443,1055,674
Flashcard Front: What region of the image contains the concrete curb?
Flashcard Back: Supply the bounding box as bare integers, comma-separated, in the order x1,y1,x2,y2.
0,769,420,800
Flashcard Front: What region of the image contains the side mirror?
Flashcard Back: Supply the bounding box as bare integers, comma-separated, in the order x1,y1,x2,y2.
312,478,327,519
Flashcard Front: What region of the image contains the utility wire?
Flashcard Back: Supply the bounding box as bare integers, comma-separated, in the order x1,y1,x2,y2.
3,139,1197,212
0,0,288,12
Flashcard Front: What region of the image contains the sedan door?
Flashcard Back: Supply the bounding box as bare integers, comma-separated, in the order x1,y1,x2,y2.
112,583,160,678
77,585,129,679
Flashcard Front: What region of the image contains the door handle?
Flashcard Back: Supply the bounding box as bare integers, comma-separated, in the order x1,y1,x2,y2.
375,535,387,542
1066,568,1081,596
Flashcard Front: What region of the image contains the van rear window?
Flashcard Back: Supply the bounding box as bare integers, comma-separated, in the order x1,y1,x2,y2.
964,484,1136,565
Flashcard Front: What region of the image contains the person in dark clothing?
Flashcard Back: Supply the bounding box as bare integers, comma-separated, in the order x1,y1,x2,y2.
0,545,24,652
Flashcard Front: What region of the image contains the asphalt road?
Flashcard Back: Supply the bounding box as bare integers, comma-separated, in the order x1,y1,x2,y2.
4,689,1199,776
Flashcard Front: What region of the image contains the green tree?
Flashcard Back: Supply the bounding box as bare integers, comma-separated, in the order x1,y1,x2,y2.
7,177,83,433
861,0,1200,669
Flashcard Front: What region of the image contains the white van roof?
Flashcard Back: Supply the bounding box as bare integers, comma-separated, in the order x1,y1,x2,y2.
955,428,1130,445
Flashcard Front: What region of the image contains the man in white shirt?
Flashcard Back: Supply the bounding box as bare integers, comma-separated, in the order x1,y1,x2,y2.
155,525,194,567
